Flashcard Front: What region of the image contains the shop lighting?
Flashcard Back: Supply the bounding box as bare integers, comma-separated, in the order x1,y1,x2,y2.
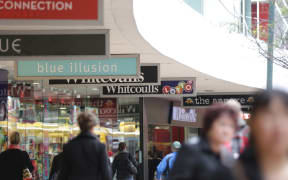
92,88,98,91
60,107,67,110
42,123,59,127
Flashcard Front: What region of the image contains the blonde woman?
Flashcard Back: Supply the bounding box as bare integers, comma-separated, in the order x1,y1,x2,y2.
0,131,34,179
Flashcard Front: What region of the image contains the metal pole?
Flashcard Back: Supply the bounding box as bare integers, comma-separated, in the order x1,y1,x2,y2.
267,0,275,90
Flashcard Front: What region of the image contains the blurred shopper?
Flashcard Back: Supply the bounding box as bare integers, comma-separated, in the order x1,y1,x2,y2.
58,112,112,180
112,142,138,180
148,151,158,180
49,152,64,180
225,100,249,158
0,131,34,180
135,150,141,180
168,104,238,180
156,141,181,180
234,90,288,180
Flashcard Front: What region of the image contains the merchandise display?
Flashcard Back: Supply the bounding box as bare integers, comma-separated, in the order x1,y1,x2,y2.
0,84,141,180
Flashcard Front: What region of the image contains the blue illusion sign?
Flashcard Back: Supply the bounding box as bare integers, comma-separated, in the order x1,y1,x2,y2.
15,55,140,79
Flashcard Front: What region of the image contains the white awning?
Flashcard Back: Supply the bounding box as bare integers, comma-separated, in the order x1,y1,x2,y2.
133,0,288,90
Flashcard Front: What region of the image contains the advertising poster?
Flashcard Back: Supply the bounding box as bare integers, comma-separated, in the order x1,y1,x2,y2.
86,98,117,128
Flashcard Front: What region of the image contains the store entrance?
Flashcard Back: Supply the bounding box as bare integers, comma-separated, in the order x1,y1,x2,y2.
147,125,198,180
0,80,141,180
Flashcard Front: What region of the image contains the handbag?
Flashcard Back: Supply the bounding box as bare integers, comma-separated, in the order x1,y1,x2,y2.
127,159,138,175
22,168,33,180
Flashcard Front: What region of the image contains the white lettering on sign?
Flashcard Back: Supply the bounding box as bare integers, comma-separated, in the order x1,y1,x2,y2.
105,85,159,94
66,72,145,84
0,38,21,54
0,0,73,11
36,62,118,74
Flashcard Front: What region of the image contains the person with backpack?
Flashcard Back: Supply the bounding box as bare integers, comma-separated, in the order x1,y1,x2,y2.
156,141,181,180
0,131,34,180
112,142,138,180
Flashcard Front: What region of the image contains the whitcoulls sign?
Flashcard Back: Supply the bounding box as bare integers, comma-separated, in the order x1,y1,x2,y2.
101,78,196,97
0,30,109,59
0,0,104,25
48,64,160,86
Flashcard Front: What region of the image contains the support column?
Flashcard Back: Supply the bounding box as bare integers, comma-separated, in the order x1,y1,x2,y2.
245,0,252,33
267,1,275,90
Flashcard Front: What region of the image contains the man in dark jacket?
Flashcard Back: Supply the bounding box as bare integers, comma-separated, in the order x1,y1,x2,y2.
112,142,138,180
58,112,112,180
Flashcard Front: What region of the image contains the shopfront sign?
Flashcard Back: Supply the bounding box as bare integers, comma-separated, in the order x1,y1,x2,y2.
49,64,160,86
15,54,140,80
0,30,109,59
101,78,196,97
182,94,256,107
0,0,103,25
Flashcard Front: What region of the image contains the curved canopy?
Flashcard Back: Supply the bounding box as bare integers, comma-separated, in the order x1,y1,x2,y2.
133,0,288,90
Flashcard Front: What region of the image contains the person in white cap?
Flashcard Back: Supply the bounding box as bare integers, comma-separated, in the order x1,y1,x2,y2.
225,99,249,158
156,141,181,180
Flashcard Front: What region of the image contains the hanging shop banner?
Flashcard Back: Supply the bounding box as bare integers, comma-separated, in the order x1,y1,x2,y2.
0,69,8,121
0,30,109,59
49,63,160,86
182,94,256,108
15,54,140,80
0,0,103,25
101,78,196,97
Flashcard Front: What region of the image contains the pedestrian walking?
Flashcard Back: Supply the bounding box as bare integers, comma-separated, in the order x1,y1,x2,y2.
234,90,288,180
49,152,64,180
168,104,238,180
0,131,34,180
58,112,112,180
150,151,162,180
156,141,181,180
112,142,138,180
225,100,249,159
134,150,141,180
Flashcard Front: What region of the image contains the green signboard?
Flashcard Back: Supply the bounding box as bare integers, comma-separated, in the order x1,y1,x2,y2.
15,54,140,80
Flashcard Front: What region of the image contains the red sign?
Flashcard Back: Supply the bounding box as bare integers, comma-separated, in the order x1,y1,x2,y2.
0,0,100,20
